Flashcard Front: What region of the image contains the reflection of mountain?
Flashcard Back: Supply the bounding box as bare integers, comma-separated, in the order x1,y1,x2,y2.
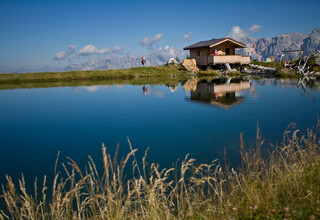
186,79,251,109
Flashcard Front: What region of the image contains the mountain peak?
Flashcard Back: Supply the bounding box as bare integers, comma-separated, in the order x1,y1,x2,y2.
235,28,320,61
311,28,320,35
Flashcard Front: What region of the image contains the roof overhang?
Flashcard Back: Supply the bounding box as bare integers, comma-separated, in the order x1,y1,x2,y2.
209,38,246,48
184,37,246,50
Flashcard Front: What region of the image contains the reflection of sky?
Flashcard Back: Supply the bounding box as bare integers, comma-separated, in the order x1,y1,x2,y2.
145,85,165,98
83,85,106,93
0,80,320,191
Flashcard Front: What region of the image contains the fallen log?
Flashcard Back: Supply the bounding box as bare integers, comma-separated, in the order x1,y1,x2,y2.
248,64,277,72
241,64,277,76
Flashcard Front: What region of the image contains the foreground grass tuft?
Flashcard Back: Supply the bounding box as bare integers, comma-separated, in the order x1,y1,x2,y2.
1,122,320,219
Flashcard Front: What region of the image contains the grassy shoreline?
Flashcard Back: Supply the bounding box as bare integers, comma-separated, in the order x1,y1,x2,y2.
0,66,193,85
0,64,311,90
1,122,320,219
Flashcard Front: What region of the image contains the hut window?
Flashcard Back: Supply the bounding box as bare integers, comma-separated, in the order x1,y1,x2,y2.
197,51,200,56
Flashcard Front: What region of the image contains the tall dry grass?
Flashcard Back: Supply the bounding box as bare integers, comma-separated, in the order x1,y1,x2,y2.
1,121,320,219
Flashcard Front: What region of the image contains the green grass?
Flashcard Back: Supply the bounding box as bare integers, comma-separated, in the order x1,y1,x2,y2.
0,65,191,85
1,121,320,219
313,66,320,72
275,68,302,78
251,61,284,69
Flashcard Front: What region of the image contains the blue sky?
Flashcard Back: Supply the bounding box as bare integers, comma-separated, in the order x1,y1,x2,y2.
0,0,319,73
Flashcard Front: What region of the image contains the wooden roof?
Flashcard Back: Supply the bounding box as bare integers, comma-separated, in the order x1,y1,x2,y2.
183,38,246,50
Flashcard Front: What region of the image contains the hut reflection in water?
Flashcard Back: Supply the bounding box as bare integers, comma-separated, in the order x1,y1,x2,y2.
185,78,251,109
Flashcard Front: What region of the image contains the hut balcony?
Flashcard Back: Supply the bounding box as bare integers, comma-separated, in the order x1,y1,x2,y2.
208,55,250,65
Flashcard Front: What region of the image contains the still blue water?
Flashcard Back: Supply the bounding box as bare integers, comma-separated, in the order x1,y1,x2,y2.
0,78,320,188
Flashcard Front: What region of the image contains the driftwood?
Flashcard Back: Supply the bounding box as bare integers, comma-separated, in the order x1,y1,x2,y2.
297,76,315,101
224,63,237,72
285,52,319,76
249,64,277,72
241,64,277,75
296,55,315,76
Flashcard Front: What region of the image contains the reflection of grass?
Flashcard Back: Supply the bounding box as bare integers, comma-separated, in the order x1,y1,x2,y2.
1,123,320,219
0,65,214,90
0,66,190,85
0,79,186,90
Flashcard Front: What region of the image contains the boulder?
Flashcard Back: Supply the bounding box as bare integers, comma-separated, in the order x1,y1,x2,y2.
182,59,199,72
167,58,178,66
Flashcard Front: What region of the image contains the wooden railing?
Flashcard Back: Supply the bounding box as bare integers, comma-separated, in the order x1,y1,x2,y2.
208,55,250,65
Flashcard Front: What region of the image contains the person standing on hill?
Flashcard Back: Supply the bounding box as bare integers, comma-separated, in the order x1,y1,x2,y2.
141,57,146,65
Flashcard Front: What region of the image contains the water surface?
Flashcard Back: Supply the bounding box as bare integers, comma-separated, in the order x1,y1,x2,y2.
0,78,320,187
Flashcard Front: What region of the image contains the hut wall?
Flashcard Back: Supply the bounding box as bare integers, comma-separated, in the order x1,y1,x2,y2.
190,48,209,65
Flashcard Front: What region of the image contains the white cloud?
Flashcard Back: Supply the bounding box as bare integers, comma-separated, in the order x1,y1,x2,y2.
140,37,149,46
113,44,124,53
228,26,248,41
140,33,163,48
54,51,69,60
183,32,194,41
54,44,77,60
97,47,110,54
227,25,262,41
77,44,110,56
249,24,262,33
69,44,77,50
78,44,98,56
149,34,163,45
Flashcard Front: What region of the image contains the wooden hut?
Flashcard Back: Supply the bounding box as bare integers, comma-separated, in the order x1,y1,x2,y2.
184,38,250,66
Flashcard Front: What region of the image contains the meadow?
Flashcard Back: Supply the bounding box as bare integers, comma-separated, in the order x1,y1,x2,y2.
0,66,192,85
0,63,307,90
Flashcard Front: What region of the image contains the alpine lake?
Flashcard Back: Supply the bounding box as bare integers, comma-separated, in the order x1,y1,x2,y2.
0,76,320,190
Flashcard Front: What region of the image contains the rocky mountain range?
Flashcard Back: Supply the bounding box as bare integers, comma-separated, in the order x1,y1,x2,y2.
65,46,186,71
234,28,320,61
65,28,320,71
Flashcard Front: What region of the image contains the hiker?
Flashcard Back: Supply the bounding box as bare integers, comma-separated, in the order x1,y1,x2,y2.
141,57,146,65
